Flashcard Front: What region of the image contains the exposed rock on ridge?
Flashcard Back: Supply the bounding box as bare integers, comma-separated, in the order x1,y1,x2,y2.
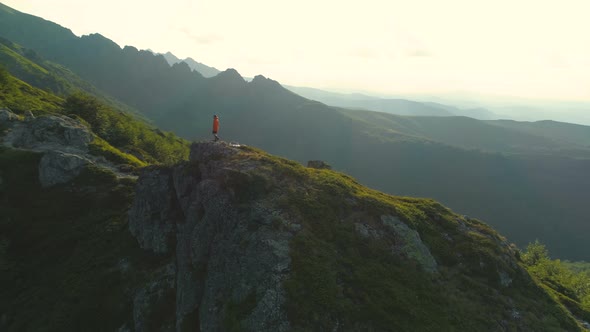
129,142,292,331
0,109,132,187
128,142,582,331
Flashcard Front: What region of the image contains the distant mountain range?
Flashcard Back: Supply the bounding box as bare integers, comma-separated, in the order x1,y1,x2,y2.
157,50,221,78
1,1,590,261
286,85,499,119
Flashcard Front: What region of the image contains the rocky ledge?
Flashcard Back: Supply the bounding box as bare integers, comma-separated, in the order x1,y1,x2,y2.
129,142,292,331
0,108,132,187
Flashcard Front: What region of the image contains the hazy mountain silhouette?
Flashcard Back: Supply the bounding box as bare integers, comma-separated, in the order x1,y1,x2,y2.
287,85,499,119
160,50,221,77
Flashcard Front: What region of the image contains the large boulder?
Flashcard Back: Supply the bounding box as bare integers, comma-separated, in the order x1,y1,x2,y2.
38,151,92,187
382,215,438,273
4,114,93,152
128,142,292,331
0,108,17,122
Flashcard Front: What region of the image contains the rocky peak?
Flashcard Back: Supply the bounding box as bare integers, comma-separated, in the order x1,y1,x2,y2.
126,142,574,331
249,74,284,90
212,68,244,82
129,142,292,330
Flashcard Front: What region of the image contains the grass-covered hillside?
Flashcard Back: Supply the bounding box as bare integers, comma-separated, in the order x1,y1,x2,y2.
129,142,589,331
231,145,586,330
0,64,62,113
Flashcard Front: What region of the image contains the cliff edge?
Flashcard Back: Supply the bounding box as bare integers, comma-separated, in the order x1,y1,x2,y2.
127,142,582,331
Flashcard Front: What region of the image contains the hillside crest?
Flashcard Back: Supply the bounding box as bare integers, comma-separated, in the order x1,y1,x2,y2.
126,141,580,331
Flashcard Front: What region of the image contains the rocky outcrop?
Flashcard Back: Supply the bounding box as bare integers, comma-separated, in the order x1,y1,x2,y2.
0,108,18,122
38,151,92,187
1,109,133,187
307,160,332,170
129,142,292,332
3,113,93,153
128,142,579,331
382,215,438,273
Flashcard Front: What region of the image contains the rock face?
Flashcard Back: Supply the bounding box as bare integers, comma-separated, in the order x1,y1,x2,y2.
38,151,92,187
3,113,93,153
382,215,438,273
0,108,18,122
128,142,579,331
129,142,292,331
0,109,131,187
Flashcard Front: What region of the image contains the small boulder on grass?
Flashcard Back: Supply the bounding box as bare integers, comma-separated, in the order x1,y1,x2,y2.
307,160,331,170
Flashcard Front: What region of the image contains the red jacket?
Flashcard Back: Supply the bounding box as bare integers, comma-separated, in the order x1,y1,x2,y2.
212,116,219,133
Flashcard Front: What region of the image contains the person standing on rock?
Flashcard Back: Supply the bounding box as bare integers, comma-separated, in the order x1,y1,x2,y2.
212,115,220,142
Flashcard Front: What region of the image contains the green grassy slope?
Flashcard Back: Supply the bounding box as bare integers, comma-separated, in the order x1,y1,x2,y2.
0,65,62,112
198,144,587,331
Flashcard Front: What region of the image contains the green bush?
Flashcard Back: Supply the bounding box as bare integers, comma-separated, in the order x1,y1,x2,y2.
63,93,189,164
523,241,590,321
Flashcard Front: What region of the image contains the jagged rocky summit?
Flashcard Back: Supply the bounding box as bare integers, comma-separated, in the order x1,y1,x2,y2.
127,141,578,331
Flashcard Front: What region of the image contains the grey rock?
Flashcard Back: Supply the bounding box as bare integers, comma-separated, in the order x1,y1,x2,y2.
307,160,332,170
0,108,17,122
129,142,291,331
354,222,384,239
133,263,176,332
189,140,239,162
382,215,438,273
24,110,35,121
4,114,93,152
38,151,92,187
128,167,180,254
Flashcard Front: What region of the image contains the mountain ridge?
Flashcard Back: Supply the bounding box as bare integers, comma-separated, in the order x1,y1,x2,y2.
160,50,221,77
0,61,589,328
1,2,590,261
124,141,584,331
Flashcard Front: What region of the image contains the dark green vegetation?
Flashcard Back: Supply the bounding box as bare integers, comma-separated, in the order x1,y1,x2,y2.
0,147,168,331
62,93,189,165
2,1,588,259
522,241,590,322
211,146,586,330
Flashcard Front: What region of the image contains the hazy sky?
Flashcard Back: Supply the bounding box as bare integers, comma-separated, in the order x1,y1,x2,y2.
5,0,590,101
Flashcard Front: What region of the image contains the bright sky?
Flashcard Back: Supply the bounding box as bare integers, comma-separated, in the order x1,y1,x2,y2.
5,0,590,101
